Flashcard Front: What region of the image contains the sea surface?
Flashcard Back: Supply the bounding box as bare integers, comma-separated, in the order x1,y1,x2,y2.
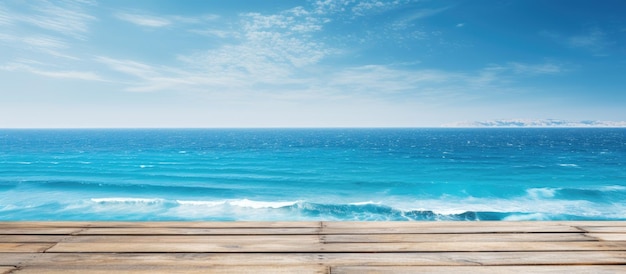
1,128,625,221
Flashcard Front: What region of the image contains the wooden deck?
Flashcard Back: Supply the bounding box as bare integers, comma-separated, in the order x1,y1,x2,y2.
1,221,625,273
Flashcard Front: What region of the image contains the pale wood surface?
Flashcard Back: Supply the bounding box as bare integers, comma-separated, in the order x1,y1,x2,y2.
331,266,626,274
0,267,16,274
0,221,625,273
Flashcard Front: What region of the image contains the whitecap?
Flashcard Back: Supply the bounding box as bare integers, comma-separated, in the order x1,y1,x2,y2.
91,198,164,204
503,213,550,221
598,185,626,191
349,201,381,206
228,199,299,209
526,188,557,199
176,200,227,207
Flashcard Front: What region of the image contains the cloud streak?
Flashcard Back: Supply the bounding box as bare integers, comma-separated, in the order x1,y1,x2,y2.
18,0,96,39
116,13,171,27
115,11,220,28
2,61,102,81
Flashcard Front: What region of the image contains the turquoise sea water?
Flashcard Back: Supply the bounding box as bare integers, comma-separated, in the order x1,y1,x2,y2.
1,128,625,221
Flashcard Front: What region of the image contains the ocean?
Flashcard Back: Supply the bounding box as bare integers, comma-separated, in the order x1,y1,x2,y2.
1,128,625,221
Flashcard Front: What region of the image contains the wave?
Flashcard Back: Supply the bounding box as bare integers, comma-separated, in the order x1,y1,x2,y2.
2,193,624,221
2,180,625,221
91,198,166,204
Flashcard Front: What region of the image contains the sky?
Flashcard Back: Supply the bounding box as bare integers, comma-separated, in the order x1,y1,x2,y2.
1,0,625,128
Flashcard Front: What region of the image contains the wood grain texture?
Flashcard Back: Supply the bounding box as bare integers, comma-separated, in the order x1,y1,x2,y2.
0,267,16,274
331,266,626,274
2,221,626,273
0,243,55,253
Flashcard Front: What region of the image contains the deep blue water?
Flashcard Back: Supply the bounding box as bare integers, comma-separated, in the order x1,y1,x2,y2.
1,128,625,221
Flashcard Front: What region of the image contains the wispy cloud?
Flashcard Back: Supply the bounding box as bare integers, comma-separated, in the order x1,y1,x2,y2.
116,11,219,28
2,60,102,81
314,0,415,16
116,13,171,27
91,1,564,108
542,28,613,56
568,29,611,55
0,5,12,25
0,33,80,60
19,0,96,39
21,36,68,49
507,62,563,75
94,2,541,105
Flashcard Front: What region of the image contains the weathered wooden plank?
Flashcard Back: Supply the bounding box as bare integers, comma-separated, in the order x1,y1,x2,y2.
322,233,594,243
46,241,626,253
580,226,626,233
15,253,323,267
588,233,626,241
0,236,67,243
320,241,626,252
0,253,40,266
0,267,17,274
0,221,321,229
0,243,54,253
331,265,626,274
318,251,626,266
13,265,328,274
62,235,320,244
0,228,81,235
16,252,626,267
320,222,582,234
47,242,327,253
75,227,320,235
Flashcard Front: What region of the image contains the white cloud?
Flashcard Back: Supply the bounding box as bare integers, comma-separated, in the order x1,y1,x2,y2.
0,5,12,25
116,13,171,27
508,62,562,75
2,61,102,81
456,23,464,27
568,29,610,55
543,28,613,56
188,29,233,38
95,57,159,78
93,1,561,108
115,11,220,28
314,0,412,16
19,0,96,38
0,33,80,60
445,119,626,128
22,36,68,49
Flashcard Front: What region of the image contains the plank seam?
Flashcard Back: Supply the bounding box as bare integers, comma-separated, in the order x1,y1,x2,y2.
41,228,85,254
574,226,591,233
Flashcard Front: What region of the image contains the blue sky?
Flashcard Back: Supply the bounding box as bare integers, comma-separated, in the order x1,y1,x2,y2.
1,0,625,127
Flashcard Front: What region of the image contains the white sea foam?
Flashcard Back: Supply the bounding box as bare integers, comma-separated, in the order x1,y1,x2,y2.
176,199,299,209
391,192,606,219
503,213,550,221
598,185,626,191
91,198,164,204
526,188,557,199
228,199,299,209
557,163,579,167
176,200,227,207
349,201,381,206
